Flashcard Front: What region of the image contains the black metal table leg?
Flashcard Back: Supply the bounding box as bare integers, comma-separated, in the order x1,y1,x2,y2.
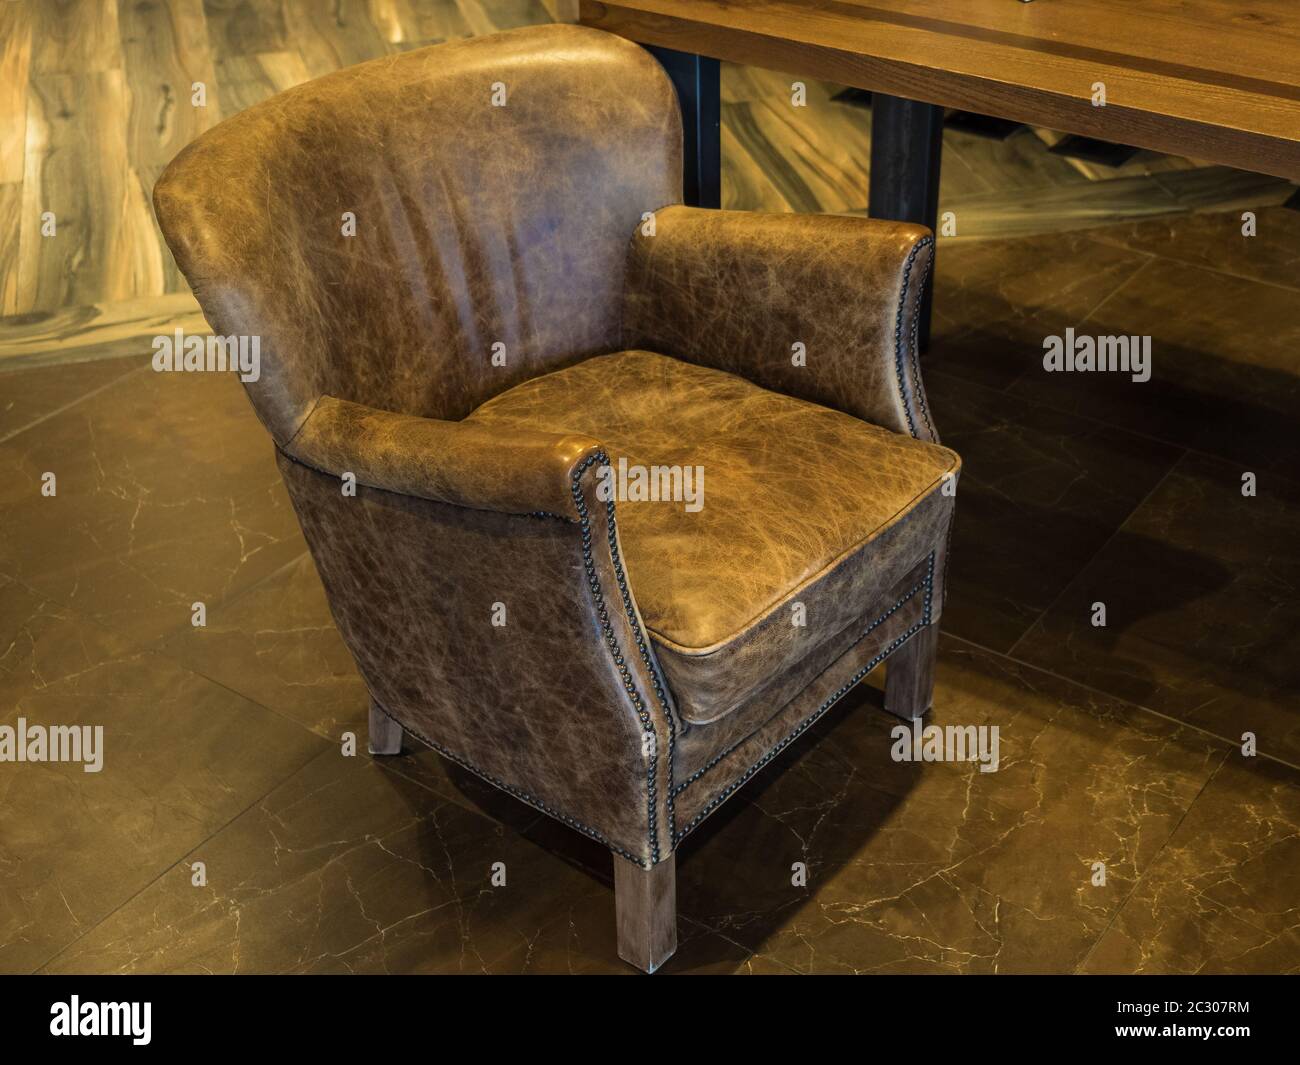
868,93,944,350
647,47,721,208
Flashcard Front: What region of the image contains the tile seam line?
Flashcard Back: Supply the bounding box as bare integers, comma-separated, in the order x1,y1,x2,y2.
927,359,1300,494
0,362,151,446
1003,444,1190,659
1072,751,1230,974
31,740,332,975
945,631,1300,774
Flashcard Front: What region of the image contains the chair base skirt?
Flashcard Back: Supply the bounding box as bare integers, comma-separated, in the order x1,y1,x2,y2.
614,854,677,973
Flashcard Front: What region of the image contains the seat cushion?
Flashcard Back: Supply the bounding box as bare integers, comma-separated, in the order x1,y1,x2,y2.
465,350,959,724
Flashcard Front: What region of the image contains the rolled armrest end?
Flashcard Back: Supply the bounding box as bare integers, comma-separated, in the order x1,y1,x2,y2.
284,396,603,519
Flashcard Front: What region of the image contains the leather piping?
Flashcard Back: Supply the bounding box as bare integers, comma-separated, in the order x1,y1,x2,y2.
672,551,936,844
570,448,679,865
894,236,936,441
370,699,651,867
671,560,933,797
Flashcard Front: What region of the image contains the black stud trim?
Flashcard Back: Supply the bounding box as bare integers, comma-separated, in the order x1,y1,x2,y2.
570,450,678,864
672,569,930,798
372,702,649,867
672,552,935,844
894,237,936,440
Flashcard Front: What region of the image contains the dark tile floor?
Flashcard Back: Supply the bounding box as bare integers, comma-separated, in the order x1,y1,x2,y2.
2,209,1298,974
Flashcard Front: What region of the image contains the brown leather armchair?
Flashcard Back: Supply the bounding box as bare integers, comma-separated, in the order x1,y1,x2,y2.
154,23,959,973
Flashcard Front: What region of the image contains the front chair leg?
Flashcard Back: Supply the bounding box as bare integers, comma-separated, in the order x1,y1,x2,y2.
368,699,404,756
884,624,938,721
614,853,677,973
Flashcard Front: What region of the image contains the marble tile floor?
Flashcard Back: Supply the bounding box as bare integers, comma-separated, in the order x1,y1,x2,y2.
1,200,1298,974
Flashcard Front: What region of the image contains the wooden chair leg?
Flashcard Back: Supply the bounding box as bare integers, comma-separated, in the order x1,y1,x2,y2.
884,624,938,721
614,853,677,973
368,700,404,756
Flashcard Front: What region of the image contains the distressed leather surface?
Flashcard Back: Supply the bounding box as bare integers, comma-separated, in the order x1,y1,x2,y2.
153,24,681,446
624,207,940,443
154,23,960,865
675,558,937,832
278,450,677,864
287,395,601,520
467,350,959,724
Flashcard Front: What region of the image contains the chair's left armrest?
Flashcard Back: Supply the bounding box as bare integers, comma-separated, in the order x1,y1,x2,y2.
283,395,602,520
623,205,940,442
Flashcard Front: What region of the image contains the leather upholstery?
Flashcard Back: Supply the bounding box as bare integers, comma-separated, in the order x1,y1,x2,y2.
625,206,939,442
278,448,678,863
153,23,961,869
288,395,601,520
153,23,681,446
466,350,959,724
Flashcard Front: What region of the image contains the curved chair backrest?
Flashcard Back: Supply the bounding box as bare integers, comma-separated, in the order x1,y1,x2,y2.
154,24,682,446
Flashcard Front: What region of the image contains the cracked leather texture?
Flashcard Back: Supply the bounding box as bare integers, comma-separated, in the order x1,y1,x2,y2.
467,350,958,723
154,23,960,861
624,206,940,443
279,450,676,864
153,24,681,446
287,395,602,520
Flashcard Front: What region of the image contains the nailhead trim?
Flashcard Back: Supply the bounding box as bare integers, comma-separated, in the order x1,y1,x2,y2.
391,467,939,865
907,241,937,442
671,552,935,844
570,450,678,865
374,703,648,867
672,567,930,798
894,236,936,440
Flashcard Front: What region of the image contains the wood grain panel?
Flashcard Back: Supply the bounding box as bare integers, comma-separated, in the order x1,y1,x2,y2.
580,0,1300,179
121,0,225,169
31,0,123,75
0,291,206,368
0,183,21,316
0,2,33,185
454,0,552,36
212,50,311,114
202,0,291,58
282,0,395,79
19,72,165,313
368,0,476,44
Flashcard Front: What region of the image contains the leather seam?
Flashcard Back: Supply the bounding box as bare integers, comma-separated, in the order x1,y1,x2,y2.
281,449,660,865
642,459,957,659
571,449,679,865
619,201,682,351
671,563,931,798
281,393,325,454
908,244,938,442
672,551,936,842
370,701,649,868
893,236,935,440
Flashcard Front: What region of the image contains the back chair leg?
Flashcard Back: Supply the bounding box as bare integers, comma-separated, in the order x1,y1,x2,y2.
614,853,678,973
368,699,405,755
885,623,938,721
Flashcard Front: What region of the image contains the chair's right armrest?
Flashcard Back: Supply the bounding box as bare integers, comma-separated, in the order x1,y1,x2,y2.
283,396,602,521
623,206,938,442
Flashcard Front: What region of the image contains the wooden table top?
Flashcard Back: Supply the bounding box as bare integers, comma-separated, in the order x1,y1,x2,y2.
580,0,1300,180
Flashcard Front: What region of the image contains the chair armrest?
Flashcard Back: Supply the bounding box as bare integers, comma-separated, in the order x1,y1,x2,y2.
623,206,939,442
283,396,603,520
276,438,678,864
